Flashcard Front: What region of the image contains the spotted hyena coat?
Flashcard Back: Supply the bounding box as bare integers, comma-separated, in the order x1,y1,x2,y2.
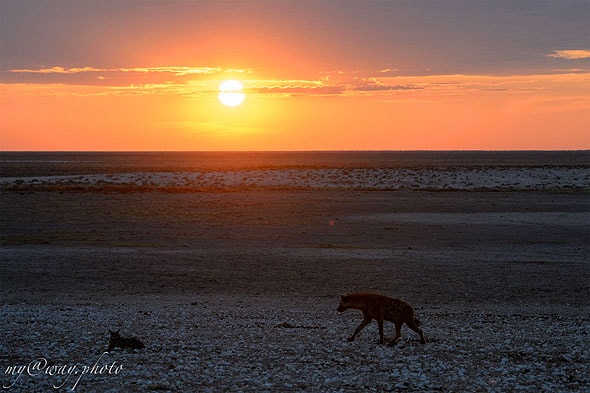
337,293,426,345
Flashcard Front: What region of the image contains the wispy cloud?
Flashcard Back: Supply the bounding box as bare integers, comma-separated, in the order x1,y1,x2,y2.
4,66,253,86
245,76,422,97
547,50,590,60
248,79,344,97
351,77,422,93
3,64,589,103
378,68,400,74
10,66,252,76
10,66,101,74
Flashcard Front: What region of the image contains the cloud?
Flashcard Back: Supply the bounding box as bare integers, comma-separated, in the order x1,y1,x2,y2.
4,66,253,86
551,68,590,74
547,50,590,60
245,76,422,97
10,66,99,74
244,79,342,97
351,77,422,93
4,65,588,102
378,68,400,74
17,65,574,99
9,66,252,76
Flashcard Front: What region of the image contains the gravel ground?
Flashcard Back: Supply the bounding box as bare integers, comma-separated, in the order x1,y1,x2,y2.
1,166,589,191
1,186,588,392
1,296,588,392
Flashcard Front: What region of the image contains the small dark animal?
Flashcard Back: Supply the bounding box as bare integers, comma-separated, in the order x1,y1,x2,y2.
107,329,145,351
337,292,426,345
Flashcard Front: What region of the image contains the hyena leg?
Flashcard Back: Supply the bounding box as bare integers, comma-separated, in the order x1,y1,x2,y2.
407,319,427,344
388,322,403,345
376,319,385,344
348,317,372,342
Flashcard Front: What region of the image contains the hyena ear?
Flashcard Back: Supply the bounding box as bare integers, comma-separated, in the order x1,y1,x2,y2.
340,294,345,300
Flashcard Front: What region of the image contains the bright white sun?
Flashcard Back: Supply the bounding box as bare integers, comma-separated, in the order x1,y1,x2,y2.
218,80,245,107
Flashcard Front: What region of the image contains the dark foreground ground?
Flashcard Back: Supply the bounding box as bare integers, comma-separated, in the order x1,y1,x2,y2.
1,189,588,392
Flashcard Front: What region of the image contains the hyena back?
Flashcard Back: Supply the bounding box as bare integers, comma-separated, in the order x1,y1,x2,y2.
337,293,426,345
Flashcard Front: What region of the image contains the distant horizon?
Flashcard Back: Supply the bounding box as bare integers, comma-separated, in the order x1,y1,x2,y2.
2,149,590,153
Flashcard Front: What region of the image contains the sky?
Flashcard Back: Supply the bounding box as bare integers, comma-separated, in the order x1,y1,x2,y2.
1,0,589,151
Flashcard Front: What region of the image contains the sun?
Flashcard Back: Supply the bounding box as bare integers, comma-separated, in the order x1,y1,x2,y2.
218,80,245,107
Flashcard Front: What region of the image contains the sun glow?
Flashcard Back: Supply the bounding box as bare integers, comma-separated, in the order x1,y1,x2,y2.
218,80,245,107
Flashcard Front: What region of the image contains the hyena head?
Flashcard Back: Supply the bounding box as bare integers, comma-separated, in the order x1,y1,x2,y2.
337,295,350,312
108,329,121,350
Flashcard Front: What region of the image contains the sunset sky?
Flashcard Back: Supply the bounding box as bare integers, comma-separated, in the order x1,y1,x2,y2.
1,0,589,151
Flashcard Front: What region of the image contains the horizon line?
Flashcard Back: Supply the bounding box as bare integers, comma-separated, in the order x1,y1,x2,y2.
2,149,589,154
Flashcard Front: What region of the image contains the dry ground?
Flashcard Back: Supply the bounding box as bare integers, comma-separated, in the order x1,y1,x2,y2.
1,189,588,391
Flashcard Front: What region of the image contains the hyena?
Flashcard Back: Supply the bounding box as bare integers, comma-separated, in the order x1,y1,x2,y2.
107,329,145,351
337,293,426,345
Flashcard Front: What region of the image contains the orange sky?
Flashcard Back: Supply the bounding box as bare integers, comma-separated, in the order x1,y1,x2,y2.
1,1,589,151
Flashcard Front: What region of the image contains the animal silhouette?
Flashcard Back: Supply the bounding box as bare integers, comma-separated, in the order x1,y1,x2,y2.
107,329,145,351
337,293,426,345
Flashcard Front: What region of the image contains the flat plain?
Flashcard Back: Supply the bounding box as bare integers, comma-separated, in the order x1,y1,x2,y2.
1,186,589,392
